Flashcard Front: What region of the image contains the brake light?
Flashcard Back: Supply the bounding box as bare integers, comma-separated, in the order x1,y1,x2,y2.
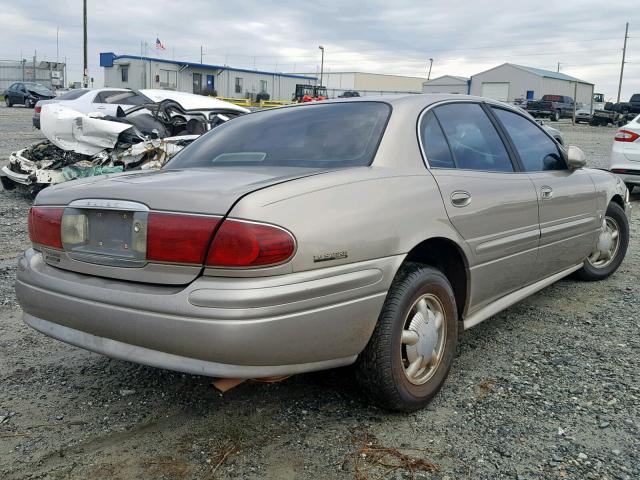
206,219,296,267
147,212,220,264
614,130,640,142
28,207,64,249
35,105,41,114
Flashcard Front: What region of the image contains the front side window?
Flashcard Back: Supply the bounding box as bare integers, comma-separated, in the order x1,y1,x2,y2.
419,110,455,168
493,108,566,171
434,103,513,172
235,77,243,94
166,102,391,169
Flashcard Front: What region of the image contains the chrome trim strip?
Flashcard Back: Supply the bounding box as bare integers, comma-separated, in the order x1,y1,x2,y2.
463,263,582,330
68,199,150,211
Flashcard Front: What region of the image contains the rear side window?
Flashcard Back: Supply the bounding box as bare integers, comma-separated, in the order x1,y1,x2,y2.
493,108,566,171
631,94,640,102
434,103,513,172
57,89,88,100
419,110,455,168
166,102,391,169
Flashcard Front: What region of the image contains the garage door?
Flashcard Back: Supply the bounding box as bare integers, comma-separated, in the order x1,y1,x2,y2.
481,82,509,102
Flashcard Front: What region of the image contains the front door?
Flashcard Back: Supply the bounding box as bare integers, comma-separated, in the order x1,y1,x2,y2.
421,102,541,311
490,107,599,279
192,73,202,94
206,74,214,94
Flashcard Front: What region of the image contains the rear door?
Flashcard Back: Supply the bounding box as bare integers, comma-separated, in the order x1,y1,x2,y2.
420,102,540,310
491,106,598,278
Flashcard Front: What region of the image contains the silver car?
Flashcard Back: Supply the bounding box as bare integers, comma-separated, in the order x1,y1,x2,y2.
16,95,630,411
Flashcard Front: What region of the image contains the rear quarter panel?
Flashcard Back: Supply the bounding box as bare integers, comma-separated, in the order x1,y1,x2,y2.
220,166,470,276
585,168,628,215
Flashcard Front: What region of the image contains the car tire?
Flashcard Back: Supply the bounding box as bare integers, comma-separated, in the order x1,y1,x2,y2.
5,96,12,107
356,263,459,412
625,183,634,194
551,110,561,121
24,98,32,108
575,202,629,282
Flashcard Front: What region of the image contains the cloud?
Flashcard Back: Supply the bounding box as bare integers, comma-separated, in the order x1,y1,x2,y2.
0,0,635,99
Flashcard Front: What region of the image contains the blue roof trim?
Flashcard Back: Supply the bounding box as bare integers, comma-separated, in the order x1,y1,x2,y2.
511,64,592,84
103,54,317,80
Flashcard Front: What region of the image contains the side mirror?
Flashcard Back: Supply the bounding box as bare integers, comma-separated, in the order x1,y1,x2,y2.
567,146,586,169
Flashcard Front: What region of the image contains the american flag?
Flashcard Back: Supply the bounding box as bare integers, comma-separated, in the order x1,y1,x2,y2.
155,37,166,50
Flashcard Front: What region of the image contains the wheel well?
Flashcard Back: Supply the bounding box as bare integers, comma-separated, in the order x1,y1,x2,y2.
611,194,624,209
403,238,468,320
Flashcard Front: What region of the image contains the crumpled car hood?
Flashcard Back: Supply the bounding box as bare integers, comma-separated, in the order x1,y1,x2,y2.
41,104,134,155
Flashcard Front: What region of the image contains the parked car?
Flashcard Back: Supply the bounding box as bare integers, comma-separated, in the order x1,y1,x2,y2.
16,95,630,412
32,88,151,129
526,94,574,121
338,90,361,98
609,113,640,192
4,82,55,108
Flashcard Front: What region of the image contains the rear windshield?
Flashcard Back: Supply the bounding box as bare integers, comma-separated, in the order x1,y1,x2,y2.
542,95,562,102
165,102,391,169
105,91,152,105
57,89,89,100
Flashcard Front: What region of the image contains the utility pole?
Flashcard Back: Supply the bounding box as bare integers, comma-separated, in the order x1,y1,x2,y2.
617,22,629,103
200,45,203,64
83,0,88,88
557,61,561,73
427,58,433,80
319,45,324,86
56,27,59,63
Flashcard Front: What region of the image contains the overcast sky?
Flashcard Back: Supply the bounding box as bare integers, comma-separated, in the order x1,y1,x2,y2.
0,0,636,99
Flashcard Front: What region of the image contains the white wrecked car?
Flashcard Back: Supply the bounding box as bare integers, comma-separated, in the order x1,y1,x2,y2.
1,91,249,191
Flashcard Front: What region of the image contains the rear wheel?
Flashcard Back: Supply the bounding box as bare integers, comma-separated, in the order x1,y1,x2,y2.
356,263,458,412
575,202,628,281
551,110,561,121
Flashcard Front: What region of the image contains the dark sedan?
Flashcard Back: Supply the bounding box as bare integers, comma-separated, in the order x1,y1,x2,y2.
4,82,55,108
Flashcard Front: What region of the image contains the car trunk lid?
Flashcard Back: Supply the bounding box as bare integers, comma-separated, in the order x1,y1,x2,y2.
33,167,324,284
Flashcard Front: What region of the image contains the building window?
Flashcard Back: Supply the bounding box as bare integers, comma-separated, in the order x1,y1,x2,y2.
121,66,129,82
235,77,243,94
159,69,177,89
260,80,267,93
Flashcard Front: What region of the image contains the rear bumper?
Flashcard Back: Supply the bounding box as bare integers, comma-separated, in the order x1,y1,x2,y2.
16,249,401,378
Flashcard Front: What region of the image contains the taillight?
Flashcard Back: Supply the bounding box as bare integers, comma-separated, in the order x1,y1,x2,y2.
28,207,64,249
614,130,640,142
147,212,220,264
35,105,42,114
206,219,296,267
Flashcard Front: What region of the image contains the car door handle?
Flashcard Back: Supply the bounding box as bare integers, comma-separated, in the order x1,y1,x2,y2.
540,186,554,199
450,190,472,208
96,105,106,110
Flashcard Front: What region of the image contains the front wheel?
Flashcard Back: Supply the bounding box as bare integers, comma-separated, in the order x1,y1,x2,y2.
356,264,459,412
575,202,629,281
5,96,12,107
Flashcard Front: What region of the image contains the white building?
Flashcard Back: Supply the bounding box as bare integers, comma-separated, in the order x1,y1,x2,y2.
100,52,316,101
422,75,469,94
292,71,425,97
469,63,594,104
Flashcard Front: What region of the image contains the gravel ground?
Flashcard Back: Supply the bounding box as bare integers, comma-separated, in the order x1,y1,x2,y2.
0,105,638,480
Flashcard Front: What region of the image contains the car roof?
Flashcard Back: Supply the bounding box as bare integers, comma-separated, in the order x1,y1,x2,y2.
139,89,250,113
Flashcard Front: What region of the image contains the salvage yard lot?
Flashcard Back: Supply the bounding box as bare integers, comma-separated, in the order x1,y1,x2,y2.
0,104,638,479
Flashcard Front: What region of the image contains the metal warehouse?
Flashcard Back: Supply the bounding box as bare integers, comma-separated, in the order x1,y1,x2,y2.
422,75,469,94
100,52,316,101
292,71,425,97
469,63,594,104
0,59,66,90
